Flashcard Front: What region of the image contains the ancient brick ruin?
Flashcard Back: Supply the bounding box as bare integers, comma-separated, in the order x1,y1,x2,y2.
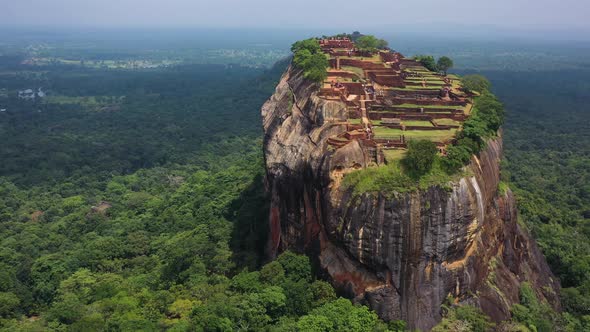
318,37,471,162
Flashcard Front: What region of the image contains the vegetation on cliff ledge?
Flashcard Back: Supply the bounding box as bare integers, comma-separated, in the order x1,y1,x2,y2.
443,90,505,173
343,78,504,196
342,154,463,197
291,39,329,83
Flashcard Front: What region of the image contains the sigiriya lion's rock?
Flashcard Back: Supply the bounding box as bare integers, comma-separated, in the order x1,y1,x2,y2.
261,37,560,331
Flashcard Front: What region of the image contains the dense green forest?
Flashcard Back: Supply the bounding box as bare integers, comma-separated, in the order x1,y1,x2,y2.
0,52,407,330
488,69,590,326
1,33,589,331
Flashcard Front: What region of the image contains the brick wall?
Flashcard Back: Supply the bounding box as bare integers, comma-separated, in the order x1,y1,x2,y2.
368,72,405,87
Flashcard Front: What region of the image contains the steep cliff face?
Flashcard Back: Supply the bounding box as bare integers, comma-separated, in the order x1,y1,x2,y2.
262,66,560,331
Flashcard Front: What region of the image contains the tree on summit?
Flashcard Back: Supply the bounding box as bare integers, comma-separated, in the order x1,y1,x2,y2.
356,35,389,53
291,39,328,83
460,74,491,94
437,56,454,75
414,55,438,72
402,140,438,177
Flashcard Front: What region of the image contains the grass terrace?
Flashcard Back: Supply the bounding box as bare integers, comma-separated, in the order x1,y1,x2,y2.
434,118,462,126
383,149,406,162
405,78,444,82
325,76,356,83
371,119,401,125
393,103,463,110
404,66,430,72
403,129,457,141
403,120,434,127
342,156,465,197
373,126,458,141
340,66,365,78
339,54,383,62
372,127,404,138
389,86,443,91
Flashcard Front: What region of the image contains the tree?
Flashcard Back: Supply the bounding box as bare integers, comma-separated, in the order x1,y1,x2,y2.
291,39,328,83
402,140,438,177
475,92,505,132
277,251,312,282
291,38,322,54
310,280,336,308
298,298,380,332
0,292,20,317
437,56,454,75
230,271,262,293
462,114,490,142
460,74,491,93
414,55,438,72
260,260,286,286
297,315,332,331
356,35,388,53
455,305,495,332
443,145,472,173
302,53,329,83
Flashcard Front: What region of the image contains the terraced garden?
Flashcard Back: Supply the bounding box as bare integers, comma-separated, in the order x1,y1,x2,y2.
318,36,471,163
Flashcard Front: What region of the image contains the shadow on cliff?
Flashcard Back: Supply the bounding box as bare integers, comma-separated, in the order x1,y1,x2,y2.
227,173,270,271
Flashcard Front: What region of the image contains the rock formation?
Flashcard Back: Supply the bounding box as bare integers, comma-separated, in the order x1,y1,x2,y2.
262,65,560,331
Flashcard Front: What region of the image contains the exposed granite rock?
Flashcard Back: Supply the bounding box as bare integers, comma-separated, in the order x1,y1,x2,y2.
262,65,560,331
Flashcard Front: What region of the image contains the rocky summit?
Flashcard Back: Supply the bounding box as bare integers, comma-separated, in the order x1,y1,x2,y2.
262,36,560,331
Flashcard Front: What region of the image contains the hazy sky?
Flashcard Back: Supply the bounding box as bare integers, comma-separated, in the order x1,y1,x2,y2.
2,0,588,32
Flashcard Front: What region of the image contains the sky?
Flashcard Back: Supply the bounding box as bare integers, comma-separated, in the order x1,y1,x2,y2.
2,0,589,39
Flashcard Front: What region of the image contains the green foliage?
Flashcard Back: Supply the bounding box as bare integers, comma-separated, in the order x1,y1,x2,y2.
442,90,505,173
437,56,454,74
387,320,407,332
291,39,322,55
260,260,286,286
297,314,333,331
414,55,438,71
402,139,438,178
473,68,590,327
342,160,415,196
343,154,456,197
0,58,314,330
509,283,557,332
296,298,380,332
455,305,495,331
230,271,263,293
0,292,20,318
476,92,505,132
310,280,337,307
561,286,590,316
291,39,328,83
0,52,391,331
461,74,492,93
277,251,312,282
433,304,494,332
355,35,388,53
